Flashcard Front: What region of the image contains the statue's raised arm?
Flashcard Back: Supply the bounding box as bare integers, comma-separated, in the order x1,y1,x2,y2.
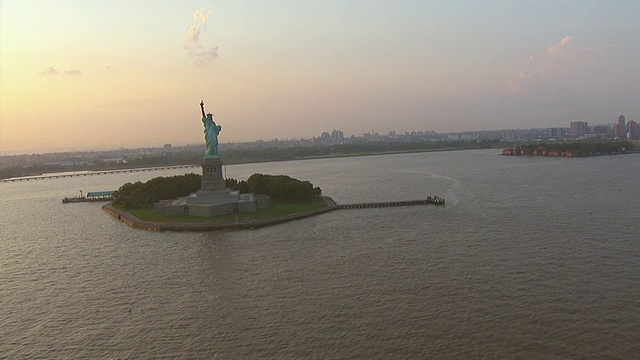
200,100,206,119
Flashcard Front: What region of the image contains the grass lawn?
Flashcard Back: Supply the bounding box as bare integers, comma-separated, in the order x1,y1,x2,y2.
126,197,328,223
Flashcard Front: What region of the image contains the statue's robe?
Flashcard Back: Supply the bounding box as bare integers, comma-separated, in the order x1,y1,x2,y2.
203,115,222,158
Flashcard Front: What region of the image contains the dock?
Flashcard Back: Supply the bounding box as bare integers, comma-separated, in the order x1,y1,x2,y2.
63,190,115,204
337,196,444,209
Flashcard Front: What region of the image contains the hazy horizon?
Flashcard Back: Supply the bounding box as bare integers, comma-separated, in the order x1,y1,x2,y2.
2,0,639,154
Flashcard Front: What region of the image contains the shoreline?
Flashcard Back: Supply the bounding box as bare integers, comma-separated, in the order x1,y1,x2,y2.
102,196,339,231
501,148,639,158
102,195,445,231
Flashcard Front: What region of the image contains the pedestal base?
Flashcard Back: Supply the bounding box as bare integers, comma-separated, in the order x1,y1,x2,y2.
201,158,225,191
154,189,272,217
153,157,273,217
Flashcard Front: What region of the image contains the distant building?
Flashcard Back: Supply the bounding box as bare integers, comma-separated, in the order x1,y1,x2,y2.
628,120,639,140
313,132,333,145
615,115,627,138
331,130,344,144
591,124,610,135
548,127,564,138
570,121,589,137
447,133,473,141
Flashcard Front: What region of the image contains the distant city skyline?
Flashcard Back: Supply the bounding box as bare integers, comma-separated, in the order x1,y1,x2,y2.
0,115,637,156
1,1,639,154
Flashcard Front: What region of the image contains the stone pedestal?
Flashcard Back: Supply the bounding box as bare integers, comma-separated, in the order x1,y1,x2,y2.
154,156,272,218
201,158,225,191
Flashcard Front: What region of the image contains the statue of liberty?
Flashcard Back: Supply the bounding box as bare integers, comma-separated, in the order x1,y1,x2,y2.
200,100,222,159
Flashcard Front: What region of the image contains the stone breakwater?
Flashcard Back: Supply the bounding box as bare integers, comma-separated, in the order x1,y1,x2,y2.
103,195,444,231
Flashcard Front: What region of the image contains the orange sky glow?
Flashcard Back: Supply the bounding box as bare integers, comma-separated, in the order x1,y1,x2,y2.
1,0,639,154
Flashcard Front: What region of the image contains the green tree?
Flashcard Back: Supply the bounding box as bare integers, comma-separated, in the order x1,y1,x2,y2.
113,174,202,209
245,173,321,202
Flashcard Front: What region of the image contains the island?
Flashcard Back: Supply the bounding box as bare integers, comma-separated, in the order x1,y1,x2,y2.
102,173,337,231
501,140,636,157
102,100,445,231
102,172,446,231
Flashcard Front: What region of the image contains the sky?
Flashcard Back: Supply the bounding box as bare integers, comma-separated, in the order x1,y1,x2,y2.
1,0,639,154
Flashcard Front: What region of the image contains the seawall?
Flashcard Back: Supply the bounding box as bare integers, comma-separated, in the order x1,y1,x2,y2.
103,195,444,231
102,196,339,231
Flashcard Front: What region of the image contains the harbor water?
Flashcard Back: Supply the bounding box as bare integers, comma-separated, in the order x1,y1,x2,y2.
1,150,638,358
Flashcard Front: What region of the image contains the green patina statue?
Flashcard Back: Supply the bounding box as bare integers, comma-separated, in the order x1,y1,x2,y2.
200,100,222,159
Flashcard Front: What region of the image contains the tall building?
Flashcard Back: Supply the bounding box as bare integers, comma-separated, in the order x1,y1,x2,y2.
628,120,639,140
570,121,588,137
614,115,627,138
331,130,344,143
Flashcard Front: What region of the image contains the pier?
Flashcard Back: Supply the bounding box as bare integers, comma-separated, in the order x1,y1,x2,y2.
63,190,115,204
1,165,199,183
337,196,444,209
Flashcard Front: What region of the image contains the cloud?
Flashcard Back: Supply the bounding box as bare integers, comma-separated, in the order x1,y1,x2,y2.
187,8,212,42
545,35,573,57
187,23,201,42
185,45,219,66
39,67,83,76
39,67,59,76
509,36,617,96
184,7,218,66
508,71,542,96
